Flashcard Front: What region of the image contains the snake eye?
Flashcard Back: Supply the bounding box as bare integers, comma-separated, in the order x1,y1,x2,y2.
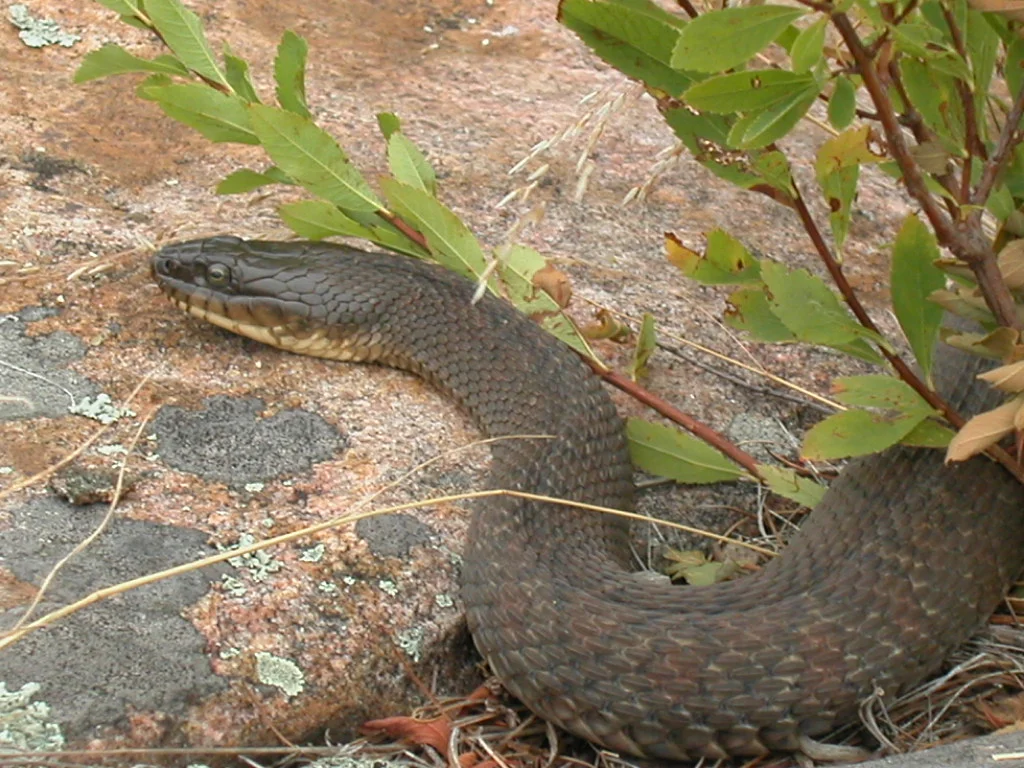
206,263,231,286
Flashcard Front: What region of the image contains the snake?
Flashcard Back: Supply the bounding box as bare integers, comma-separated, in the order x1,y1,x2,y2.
152,235,1024,761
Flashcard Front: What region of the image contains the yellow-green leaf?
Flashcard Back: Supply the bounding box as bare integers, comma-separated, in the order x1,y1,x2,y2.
627,418,746,484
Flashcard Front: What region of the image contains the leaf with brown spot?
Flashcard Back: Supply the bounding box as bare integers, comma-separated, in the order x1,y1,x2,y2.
362,715,453,756
945,395,1024,462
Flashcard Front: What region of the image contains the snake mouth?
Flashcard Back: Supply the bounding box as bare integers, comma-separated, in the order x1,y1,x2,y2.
151,242,317,353
151,243,366,360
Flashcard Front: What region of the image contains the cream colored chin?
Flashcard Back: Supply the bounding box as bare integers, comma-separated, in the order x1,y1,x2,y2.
174,297,363,361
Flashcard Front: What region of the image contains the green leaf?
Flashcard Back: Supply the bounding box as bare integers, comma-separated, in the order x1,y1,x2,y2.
377,112,401,139
830,375,934,413
828,75,856,130
790,17,827,74
892,21,947,57
900,419,955,448
387,132,437,195
724,287,797,342
93,0,144,14
626,418,745,484
631,313,657,380
684,70,817,114
74,44,189,82
726,85,818,149
216,167,292,194
672,5,806,72
278,199,377,240
274,30,310,117
223,48,260,103
967,9,998,111
558,0,694,97
380,179,489,280
139,82,257,144
277,200,430,259
144,0,229,89
760,260,881,348
802,409,929,460
757,464,826,507
248,104,383,215
497,245,596,359
892,214,944,380
665,230,761,284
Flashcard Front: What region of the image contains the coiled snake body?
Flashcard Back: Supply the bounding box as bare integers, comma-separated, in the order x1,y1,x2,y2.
153,236,1024,761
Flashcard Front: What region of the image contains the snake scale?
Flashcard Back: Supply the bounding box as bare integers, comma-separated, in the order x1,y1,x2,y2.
152,236,1024,761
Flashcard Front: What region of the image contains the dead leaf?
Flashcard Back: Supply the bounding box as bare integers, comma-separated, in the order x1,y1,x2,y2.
362,715,454,756
941,326,1019,360
531,265,572,308
580,308,631,341
979,360,1024,393
946,395,1024,462
663,548,741,585
999,240,1024,290
909,140,951,175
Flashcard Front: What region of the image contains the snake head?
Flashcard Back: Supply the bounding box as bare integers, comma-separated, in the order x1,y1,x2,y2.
152,236,325,349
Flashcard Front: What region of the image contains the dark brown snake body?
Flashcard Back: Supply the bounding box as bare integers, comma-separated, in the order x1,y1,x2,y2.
152,236,1024,761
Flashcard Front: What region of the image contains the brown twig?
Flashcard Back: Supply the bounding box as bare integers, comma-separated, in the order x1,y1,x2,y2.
589,363,764,481
378,210,430,251
674,0,700,19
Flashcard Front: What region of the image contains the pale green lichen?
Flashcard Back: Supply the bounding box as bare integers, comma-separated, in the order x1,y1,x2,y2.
300,544,325,562
220,533,282,582
220,574,247,597
218,647,241,660
0,681,64,751
393,627,424,662
342,575,356,586
68,393,134,424
254,652,304,697
378,579,399,597
8,4,80,47
435,594,454,609
317,581,338,594
244,482,265,493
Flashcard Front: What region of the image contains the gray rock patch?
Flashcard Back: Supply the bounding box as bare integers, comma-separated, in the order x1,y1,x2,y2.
0,310,100,421
356,513,435,559
150,395,346,485
0,497,230,740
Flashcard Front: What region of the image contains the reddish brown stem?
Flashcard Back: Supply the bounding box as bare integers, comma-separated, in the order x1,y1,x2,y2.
590,363,765,481
674,0,699,19
789,187,965,429
378,211,430,252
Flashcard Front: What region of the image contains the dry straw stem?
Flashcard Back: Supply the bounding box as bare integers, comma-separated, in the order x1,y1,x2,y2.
579,297,844,412
0,488,774,652
8,406,155,634
0,373,153,504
